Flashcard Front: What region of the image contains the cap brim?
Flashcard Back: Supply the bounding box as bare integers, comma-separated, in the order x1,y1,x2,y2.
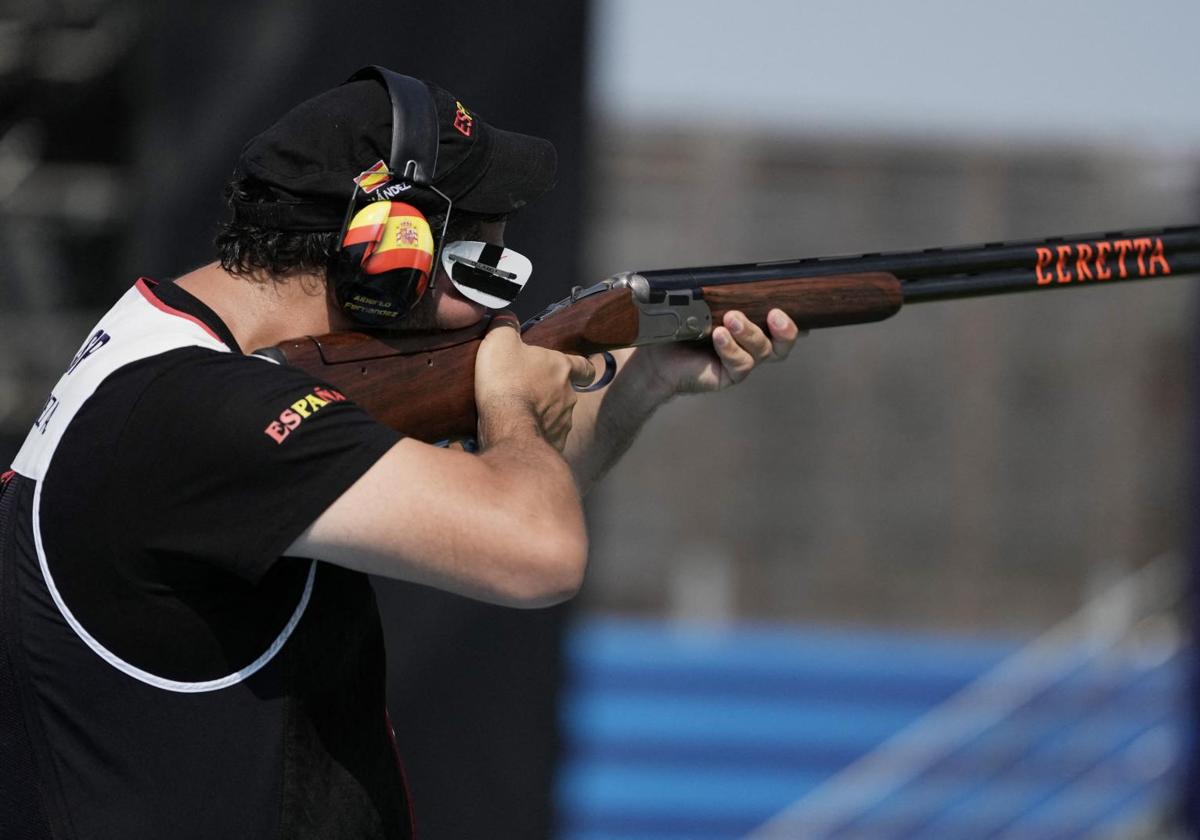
453,127,557,214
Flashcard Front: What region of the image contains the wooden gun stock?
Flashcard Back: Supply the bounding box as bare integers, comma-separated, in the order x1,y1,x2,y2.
265,272,904,442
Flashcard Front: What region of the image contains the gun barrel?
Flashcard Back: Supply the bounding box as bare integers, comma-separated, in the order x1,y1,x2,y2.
900,250,1200,302
636,225,1200,302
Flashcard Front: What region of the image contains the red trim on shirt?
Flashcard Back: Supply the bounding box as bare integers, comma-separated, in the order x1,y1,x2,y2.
385,708,418,838
135,278,225,345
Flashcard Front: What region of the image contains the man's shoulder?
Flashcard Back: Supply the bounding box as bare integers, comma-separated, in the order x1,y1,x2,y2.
95,345,280,409
124,344,293,383
125,347,349,403
110,348,355,439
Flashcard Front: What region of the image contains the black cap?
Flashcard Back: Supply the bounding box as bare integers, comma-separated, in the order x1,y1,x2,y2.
231,72,557,231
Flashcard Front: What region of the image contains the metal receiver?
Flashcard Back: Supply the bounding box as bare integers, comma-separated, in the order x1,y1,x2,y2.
524,272,713,344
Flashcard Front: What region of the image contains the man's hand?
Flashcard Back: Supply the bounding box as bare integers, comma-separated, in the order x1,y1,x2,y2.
474,312,596,450
636,307,803,398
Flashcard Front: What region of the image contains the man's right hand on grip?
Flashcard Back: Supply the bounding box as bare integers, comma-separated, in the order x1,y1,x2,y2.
474,312,596,451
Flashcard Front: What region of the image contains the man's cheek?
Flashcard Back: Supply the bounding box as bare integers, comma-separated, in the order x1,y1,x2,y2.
398,285,439,331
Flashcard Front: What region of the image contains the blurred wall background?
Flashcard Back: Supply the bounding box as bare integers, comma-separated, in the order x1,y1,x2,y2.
584,129,1197,630
581,0,1200,632
566,2,1199,835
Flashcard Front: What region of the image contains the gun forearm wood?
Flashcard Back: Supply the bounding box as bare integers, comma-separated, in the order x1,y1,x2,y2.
701,272,902,329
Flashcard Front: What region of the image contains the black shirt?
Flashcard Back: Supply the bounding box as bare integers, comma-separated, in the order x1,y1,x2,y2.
0,279,412,838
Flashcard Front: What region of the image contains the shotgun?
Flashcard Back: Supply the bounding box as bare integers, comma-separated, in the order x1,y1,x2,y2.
259,225,1200,442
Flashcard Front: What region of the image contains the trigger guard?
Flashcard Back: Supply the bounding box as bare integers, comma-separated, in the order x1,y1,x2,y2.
573,351,617,393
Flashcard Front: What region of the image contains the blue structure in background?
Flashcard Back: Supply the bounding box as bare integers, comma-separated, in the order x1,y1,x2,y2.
557,617,1183,839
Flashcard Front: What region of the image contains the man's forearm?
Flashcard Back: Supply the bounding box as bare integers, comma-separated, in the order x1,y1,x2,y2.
562,308,802,494
563,347,674,495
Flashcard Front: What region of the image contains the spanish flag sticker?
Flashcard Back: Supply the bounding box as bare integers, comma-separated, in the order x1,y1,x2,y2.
354,160,392,194
342,201,434,277
369,206,434,276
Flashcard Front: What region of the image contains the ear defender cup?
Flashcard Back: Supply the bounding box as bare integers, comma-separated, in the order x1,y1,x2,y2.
331,201,435,326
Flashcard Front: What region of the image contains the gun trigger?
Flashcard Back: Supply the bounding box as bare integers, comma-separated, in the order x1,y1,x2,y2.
573,351,618,393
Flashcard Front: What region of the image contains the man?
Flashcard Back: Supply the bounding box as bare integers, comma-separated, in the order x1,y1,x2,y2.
0,69,798,838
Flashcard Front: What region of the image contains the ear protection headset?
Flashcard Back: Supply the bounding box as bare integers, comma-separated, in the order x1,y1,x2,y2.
329,66,451,327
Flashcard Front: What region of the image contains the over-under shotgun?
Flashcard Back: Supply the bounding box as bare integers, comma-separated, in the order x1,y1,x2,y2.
260,225,1200,442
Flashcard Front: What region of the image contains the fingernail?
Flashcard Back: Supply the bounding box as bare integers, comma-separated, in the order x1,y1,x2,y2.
729,317,743,334
714,330,729,347
770,311,786,329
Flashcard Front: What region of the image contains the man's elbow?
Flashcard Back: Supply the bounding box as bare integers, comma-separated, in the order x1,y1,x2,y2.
503,525,589,608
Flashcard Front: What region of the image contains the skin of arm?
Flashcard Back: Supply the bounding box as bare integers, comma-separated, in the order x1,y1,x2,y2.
564,307,802,494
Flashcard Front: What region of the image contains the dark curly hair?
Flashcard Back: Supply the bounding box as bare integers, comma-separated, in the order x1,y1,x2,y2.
215,179,506,280
214,180,340,278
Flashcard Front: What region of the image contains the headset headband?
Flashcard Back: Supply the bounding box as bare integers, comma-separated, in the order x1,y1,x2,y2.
346,65,439,186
